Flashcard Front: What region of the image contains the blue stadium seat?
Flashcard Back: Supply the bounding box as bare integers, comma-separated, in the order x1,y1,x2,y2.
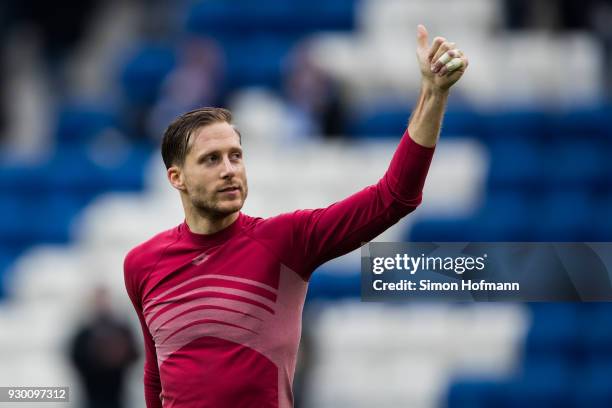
54,102,119,145
0,163,49,194
544,140,607,191
579,304,612,358
29,193,84,244
222,36,297,90
44,141,151,195
443,109,484,138
307,267,360,300
0,196,28,247
0,248,15,299
410,217,530,242
574,358,612,408
505,357,573,407
592,195,612,240
409,218,477,241
349,106,486,140
119,44,176,106
487,137,544,192
348,107,408,139
186,0,357,92
186,0,356,36
549,106,612,139
524,304,580,361
447,379,504,408
297,0,356,32
474,191,535,241
531,190,595,241
0,193,84,247
44,146,107,195
483,110,551,140
98,142,151,191
409,191,534,242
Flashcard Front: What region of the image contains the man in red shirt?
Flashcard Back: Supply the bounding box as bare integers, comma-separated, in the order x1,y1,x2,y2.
124,25,468,408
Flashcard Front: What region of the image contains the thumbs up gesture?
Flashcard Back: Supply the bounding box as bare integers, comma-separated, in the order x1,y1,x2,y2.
416,24,469,92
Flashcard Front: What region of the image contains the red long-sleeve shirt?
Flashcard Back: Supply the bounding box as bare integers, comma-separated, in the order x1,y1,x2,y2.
124,130,435,407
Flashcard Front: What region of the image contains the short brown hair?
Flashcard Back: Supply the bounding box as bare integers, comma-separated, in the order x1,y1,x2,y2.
161,107,240,169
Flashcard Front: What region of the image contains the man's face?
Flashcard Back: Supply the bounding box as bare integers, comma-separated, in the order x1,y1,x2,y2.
176,122,248,218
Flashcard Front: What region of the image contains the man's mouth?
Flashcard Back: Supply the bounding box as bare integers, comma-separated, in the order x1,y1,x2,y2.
218,186,240,193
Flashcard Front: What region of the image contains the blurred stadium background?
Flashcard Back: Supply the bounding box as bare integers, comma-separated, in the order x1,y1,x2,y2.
0,0,611,407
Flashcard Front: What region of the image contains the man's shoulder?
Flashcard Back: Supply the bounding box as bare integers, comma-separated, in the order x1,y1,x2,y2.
241,211,298,233
240,210,315,243
124,225,181,275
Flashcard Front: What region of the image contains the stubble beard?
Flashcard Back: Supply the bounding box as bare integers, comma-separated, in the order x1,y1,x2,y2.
190,185,247,220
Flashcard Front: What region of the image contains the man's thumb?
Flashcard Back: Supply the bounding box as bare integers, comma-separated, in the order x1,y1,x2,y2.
417,24,429,51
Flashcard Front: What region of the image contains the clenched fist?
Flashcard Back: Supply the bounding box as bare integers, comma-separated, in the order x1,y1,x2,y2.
416,24,468,92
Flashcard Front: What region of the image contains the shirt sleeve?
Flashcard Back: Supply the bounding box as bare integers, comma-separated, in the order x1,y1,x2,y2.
286,129,435,279
124,252,163,408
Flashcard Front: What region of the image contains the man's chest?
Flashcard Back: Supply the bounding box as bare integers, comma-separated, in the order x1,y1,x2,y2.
140,239,282,349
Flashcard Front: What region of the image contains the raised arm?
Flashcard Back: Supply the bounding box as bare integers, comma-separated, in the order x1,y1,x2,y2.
267,25,468,280
409,24,469,148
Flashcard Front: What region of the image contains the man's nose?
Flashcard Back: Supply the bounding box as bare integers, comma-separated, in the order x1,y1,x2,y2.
220,156,236,178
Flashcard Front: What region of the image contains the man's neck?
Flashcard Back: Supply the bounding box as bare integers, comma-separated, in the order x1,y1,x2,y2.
185,210,240,235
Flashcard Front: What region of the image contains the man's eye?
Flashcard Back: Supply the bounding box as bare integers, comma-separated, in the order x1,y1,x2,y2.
231,152,242,160
205,155,219,164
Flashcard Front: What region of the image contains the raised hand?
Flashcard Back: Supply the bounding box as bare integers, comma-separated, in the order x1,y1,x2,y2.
416,24,469,92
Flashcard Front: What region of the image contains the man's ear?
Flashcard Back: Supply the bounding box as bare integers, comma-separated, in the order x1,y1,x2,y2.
167,166,186,191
